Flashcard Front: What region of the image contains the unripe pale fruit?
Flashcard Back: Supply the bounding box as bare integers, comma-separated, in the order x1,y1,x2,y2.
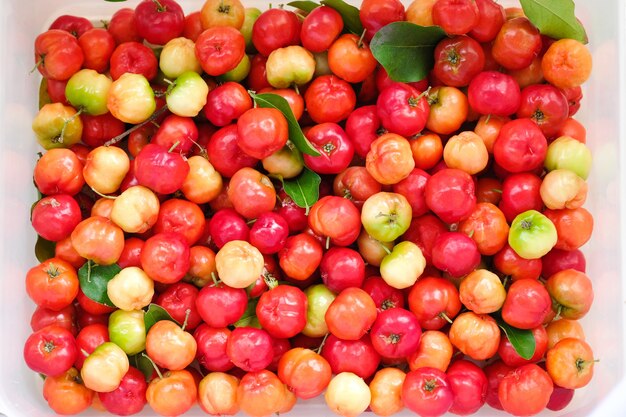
83,146,129,195
215,240,265,288
380,241,426,289
325,372,371,417
166,71,209,117
545,136,592,180
107,266,154,311
540,169,588,210
107,73,156,124
361,192,412,243
266,46,316,89
32,103,83,150
108,309,147,355
65,69,112,116
181,156,223,204
160,37,202,79
81,342,129,392
111,185,160,233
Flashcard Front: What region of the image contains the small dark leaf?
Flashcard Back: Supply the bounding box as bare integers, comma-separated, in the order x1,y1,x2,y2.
35,236,56,263
370,22,446,83
104,0,128,2
520,0,588,44
130,352,155,381
250,92,320,156
287,0,319,13
321,0,363,34
497,319,536,360
78,261,122,307
280,167,321,214
38,78,51,110
234,298,260,328
144,303,179,333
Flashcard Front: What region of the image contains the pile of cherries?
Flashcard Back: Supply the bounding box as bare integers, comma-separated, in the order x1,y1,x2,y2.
24,0,596,416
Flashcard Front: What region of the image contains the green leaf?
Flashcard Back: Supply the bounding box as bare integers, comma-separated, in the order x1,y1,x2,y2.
520,0,588,44
78,261,122,307
497,319,536,360
35,236,56,263
144,303,179,333
287,0,319,13
234,298,260,328
321,0,363,34
370,22,446,83
280,167,321,214
129,352,155,381
250,92,320,156
38,78,51,110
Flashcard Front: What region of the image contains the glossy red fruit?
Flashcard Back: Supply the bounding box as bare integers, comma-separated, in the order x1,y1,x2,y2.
446,360,488,415
498,364,553,416
156,282,202,331
194,325,234,372
431,232,481,278
134,144,189,194
303,123,355,175
24,325,78,377
134,0,185,45
320,247,365,293
493,118,547,174
502,279,552,329
252,8,301,57
467,71,521,116
361,276,405,313
226,327,274,372
196,283,248,328
320,334,381,379
256,285,308,339
408,276,462,330
377,83,429,137
403,367,454,417
345,105,381,158
425,168,476,224
207,124,259,178
369,308,421,359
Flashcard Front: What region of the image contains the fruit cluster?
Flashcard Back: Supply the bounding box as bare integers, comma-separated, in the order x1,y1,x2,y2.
26,0,596,416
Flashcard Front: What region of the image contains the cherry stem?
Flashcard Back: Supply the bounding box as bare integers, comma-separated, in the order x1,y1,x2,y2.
485,114,492,124
264,271,279,290
104,105,169,146
380,242,392,255
502,275,510,288
59,108,83,145
491,188,503,194
142,353,164,380
211,272,220,287
439,312,453,324
325,236,331,250
293,84,300,95
168,141,181,153
91,187,117,200
554,304,563,321
316,333,330,354
357,29,368,48
152,0,166,12
417,86,432,101
181,309,191,332
81,348,90,358
30,58,44,74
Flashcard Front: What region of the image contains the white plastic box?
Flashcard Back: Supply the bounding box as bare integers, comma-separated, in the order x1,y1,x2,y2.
0,0,624,416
